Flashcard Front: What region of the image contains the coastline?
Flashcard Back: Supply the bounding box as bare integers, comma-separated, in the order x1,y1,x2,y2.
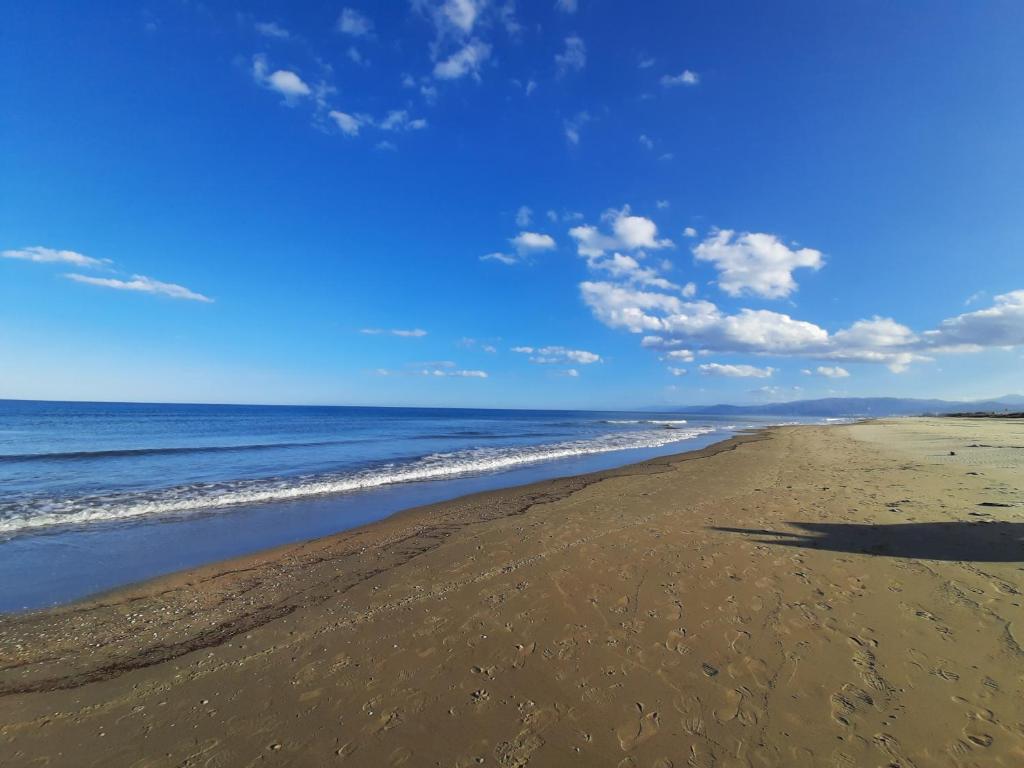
2,418,1023,766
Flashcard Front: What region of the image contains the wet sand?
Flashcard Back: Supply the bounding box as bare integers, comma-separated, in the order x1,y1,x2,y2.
1,418,1023,767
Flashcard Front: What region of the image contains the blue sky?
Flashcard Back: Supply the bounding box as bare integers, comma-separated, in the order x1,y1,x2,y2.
2,1,1023,408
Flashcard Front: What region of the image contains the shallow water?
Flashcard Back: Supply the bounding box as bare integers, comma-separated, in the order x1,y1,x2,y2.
0,400,824,611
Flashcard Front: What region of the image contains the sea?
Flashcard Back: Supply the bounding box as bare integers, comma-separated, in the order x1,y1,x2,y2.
0,400,826,612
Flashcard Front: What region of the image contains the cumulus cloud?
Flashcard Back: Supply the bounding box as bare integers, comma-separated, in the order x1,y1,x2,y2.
699,363,774,378
924,290,1024,348
434,39,491,79
3,246,108,268
512,345,602,364
484,230,556,265
816,366,850,378
329,110,362,136
511,231,556,254
555,35,586,75
586,253,679,291
569,206,674,258
65,273,213,302
581,274,1024,373
683,227,698,238
252,54,311,102
337,8,373,36
693,229,823,299
661,69,699,86
360,328,428,337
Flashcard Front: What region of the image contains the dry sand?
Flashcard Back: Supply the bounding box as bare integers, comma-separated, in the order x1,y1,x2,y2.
1,418,1023,767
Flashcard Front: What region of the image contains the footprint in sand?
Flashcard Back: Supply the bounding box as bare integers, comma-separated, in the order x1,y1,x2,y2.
616,708,660,751
673,694,706,736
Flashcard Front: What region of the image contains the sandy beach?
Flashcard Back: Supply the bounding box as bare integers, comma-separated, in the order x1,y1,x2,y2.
2,417,1023,767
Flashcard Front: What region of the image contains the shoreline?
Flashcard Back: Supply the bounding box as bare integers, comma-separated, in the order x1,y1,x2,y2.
3,418,1023,766
0,419,743,614
0,430,766,698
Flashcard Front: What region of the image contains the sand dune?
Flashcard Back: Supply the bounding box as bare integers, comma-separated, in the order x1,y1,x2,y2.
2,418,1023,766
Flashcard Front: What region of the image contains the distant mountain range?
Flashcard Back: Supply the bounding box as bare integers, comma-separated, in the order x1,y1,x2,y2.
661,395,1024,417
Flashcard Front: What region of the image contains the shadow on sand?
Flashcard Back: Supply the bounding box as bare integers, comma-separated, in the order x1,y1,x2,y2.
711,521,1024,563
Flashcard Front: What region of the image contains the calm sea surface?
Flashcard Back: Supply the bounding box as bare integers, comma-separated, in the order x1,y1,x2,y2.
0,400,822,611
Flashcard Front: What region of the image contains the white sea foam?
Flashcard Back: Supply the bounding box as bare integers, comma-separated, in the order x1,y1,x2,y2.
0,426,715,536
603,419,687,425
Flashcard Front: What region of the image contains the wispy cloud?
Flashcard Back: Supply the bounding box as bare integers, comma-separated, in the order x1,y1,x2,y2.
65,273,213,302
434,39,492,80
555,35,586,75
254,21,291,39
563,111,591,145
699,363,774,378
337,8,373,37
2,246,108,268
661,69,699,87
512,345,602,364
360,328,428,337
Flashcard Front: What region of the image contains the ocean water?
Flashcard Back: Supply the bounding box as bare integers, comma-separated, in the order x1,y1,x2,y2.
0,400,812,612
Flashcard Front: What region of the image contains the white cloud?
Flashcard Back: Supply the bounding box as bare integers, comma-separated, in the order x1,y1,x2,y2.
511,231,556,254
664,349,695,362
347,47,367,66
254,21,290,39
816,366,850,378
421,368,488,378
65,273,213,303
338,8,373,36
661,69,699,87
563,111,590,145
564,368,580,377
481,252,518,265
656,200,669,209
2,246,108,268
434,39,491,80
512,345,601,364
555,35,586,75
638,134,654,150
379,110,428,131
377,366,487,378
360,328,428,337
587,253,679,291
924,290,1024,348
681,281,697,298
252,55,311,102
329,110,362,136
683,227,697,238
699,363,774,378
442,0,481,33
375,140,397,151
525,79,537,96
569,206,674,258
668,367,688,376
638,56,655,69
693,229,823,299
580,278,1024,373
515,206,533,227
555,0,578,12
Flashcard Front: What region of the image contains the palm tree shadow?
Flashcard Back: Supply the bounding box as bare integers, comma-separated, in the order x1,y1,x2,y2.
711,522,1024,563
